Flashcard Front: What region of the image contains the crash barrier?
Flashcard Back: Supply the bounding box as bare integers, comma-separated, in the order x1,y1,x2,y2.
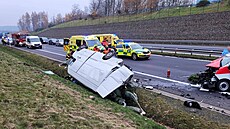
147,46,222,57
128,39,230,46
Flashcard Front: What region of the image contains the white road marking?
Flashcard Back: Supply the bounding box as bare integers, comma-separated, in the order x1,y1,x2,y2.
37,49,66,57
151,54,211,62
134,71,200,87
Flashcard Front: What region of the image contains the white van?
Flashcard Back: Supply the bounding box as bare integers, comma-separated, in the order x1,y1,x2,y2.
26,36,42,49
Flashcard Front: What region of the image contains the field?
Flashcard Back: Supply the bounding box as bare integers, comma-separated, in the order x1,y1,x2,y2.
0,45,230,129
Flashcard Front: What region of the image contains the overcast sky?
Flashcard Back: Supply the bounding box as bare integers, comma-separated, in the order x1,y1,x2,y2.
0,0,90,26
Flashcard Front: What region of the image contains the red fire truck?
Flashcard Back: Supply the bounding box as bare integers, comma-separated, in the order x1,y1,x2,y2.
12,31,29,47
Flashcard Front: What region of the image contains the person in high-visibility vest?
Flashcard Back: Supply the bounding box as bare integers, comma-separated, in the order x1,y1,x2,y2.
93,45,100,52
66,48,75,60
102,38,109,48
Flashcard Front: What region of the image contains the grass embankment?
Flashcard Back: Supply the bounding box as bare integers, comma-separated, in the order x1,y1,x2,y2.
48,2,229,30
0,45,230,129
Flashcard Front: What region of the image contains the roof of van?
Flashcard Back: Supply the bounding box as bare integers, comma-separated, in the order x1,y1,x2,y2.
26,36,39,38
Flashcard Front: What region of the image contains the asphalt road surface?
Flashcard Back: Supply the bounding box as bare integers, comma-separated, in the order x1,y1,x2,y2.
141,43,225,52
15,44,209,82
11,44,230,112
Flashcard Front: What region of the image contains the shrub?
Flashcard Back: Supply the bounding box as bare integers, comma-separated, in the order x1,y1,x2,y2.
196,0,211,7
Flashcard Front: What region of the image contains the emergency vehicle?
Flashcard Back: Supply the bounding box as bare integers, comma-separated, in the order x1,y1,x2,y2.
90,34,120,47
63,35,106,59
116,42,151,60
12,31,29,47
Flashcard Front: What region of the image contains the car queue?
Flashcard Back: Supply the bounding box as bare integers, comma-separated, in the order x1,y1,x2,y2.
2,33,151,61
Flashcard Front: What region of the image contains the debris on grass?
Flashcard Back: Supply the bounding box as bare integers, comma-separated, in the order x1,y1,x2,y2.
42,70,55,75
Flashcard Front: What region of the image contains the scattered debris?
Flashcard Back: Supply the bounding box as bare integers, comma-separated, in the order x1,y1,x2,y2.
208,106,213,110
220,92,230,99
200,87,210,92
143,86,154,90
42,71,55,75
184,100,202,110
89,95,95,100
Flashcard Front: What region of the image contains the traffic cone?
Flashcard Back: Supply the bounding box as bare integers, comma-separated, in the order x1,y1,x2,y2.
167,68,171,78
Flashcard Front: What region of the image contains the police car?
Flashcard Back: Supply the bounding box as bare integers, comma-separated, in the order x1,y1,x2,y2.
116,42,151,60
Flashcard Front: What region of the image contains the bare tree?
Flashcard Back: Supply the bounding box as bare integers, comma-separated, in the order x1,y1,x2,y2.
56,13,63,24
25,12,31,31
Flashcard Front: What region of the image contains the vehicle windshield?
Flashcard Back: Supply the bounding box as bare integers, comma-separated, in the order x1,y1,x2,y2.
221,56,230,66
116,39,124,44
130,44,143,50
30,38,40,42
86,40,102,47
20,35,27,39
42,37,49,41
51,39,57,42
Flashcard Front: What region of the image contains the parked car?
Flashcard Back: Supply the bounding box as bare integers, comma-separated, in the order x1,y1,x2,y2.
48,38,57,45
55,39,64,46
26,36,42,49
40,37,49,44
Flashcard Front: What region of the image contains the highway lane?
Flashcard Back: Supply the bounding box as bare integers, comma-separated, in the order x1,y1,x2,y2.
17,44,208,82
140,43,225,51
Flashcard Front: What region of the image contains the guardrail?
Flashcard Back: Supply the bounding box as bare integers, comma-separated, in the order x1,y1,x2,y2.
147,46,222,57
127,39,230,46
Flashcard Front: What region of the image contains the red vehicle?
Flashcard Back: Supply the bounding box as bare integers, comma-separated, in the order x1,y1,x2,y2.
12,31,29,47
195,54,230,92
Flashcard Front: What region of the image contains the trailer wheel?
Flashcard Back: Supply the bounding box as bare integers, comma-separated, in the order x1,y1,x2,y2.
217,79,230,92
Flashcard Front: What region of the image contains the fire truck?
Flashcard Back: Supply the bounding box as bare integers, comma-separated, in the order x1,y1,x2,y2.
12,31,29,47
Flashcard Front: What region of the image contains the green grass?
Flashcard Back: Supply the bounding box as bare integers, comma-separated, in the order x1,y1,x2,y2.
1,45,230,129
42,1,229,31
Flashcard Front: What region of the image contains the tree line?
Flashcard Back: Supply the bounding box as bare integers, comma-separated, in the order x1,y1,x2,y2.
18,12,48,32
18,0,206,31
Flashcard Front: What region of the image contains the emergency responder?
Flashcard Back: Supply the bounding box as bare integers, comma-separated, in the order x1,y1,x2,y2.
102,38,109,48
103,46,110,54
66,48,75,60
93,45,100,52
222,46,230,56
1,37,6,45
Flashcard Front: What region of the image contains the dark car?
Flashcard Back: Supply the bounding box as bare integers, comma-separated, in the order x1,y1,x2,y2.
48,38,57,45
55,39,64,46
40,37,49,44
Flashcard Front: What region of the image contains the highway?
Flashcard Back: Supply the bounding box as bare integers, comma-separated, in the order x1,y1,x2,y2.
141,43,226,52
15,44,208,82
12,44,230,112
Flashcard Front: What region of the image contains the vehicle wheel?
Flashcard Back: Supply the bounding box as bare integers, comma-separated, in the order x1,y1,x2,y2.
102,50,116,60
39,46,42,49
217,79,230,92
132,54,138,60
